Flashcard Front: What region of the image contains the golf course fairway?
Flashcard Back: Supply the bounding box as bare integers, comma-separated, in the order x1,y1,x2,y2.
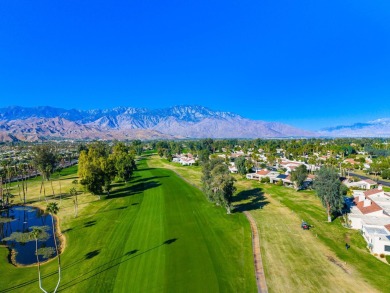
0,159,256,292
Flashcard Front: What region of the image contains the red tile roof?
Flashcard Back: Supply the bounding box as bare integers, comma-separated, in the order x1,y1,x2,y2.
385,224,390,232
353,197,383,215
364,189,383,197
256,169,270,176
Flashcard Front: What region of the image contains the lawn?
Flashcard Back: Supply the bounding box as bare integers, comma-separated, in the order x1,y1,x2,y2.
233,180,389,293
147,155,202,189
0,158,256,292
145,157,390,292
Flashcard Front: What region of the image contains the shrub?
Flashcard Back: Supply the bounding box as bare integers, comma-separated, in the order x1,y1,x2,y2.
260,176,270,183
72,179,78,184
276,180,283,186
382,169,390,180
379,253,385,258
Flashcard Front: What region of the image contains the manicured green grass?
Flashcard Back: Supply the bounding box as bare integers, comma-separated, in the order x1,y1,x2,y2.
145,160,390,292
0,159,256,292
147,155,202,189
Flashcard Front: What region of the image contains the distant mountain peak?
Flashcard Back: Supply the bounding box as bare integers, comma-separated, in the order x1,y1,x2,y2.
0,104,314,141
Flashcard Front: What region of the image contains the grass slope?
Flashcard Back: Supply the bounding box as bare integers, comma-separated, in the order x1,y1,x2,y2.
0,159,256,292
147,156,390,292
233,180,389,293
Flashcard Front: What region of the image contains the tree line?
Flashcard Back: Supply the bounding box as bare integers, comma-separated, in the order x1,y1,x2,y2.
78,141,137,197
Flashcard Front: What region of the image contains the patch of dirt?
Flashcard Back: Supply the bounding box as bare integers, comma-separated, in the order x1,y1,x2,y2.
326,255,349,274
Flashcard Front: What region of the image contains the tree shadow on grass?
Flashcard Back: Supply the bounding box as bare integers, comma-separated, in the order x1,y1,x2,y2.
129,175,169,185
84,220,97,228
1,248,103,292
85,249,100,259
232,188,269,212
107,180,161,199
57,238,178,292
136,167,156,172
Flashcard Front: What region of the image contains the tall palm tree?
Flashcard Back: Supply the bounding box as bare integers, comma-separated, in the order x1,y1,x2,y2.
30,227,48,293
69,187,78,218
46,202,61,293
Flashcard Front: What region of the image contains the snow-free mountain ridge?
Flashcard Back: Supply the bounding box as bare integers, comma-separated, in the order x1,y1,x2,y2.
0,105,313,141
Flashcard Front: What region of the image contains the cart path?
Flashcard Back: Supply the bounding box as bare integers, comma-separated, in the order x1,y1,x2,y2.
244,211,268,293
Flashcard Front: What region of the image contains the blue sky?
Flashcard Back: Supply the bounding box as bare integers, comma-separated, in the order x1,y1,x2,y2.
0,0,389,130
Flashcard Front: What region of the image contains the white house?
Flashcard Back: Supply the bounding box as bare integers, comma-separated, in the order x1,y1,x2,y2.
180,157,196,166
229,163,238,173
348,186,390,255
246,169,279,181
346,179,378,190
361,225,390,255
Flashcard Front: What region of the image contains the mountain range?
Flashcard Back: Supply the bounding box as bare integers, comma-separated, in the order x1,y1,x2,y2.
0,105,389,141
0,105,314,141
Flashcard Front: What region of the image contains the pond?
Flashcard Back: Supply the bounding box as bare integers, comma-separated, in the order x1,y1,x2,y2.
0,205,58,266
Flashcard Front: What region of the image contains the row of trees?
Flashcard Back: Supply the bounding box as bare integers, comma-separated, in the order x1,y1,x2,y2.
78,142,136,196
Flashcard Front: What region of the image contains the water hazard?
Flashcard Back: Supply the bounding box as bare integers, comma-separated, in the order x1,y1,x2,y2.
0,205,58,265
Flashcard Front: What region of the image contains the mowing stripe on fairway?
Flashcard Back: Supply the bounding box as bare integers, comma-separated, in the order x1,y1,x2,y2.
0,159,256,293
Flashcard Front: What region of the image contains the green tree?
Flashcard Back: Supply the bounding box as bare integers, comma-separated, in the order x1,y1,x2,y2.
314,166,344,222
112,142,136,182
291,165,308,190
32,145,57,181
32,145,57,201
114,152,136,182
235,157,247,175
202,158,236,213
198,149,210,164
80,163,105,195
78,143,115,197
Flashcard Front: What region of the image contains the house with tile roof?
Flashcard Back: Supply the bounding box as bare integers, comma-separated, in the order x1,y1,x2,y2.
348,185,390,255
246,169,279,181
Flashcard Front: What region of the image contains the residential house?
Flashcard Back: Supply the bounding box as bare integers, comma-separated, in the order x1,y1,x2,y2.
270,174,292,186
229,163,238,174
348,185,390,255
346,179,378,190
246,169,279,181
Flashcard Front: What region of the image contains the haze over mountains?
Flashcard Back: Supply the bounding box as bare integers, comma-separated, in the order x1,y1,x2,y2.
319,118,390,137
0,105,314,141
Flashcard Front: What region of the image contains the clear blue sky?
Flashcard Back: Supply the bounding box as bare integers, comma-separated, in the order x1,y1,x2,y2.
0,0,389,130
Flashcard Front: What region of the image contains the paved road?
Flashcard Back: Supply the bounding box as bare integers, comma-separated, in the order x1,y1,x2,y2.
349,172,390,187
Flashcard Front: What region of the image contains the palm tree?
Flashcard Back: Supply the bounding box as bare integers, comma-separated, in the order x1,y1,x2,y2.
57,167,63,204
46,202,61,293
30,227,48,293
69,187,78,218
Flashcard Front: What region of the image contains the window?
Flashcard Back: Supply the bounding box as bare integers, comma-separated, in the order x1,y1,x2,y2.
385,245,390,252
